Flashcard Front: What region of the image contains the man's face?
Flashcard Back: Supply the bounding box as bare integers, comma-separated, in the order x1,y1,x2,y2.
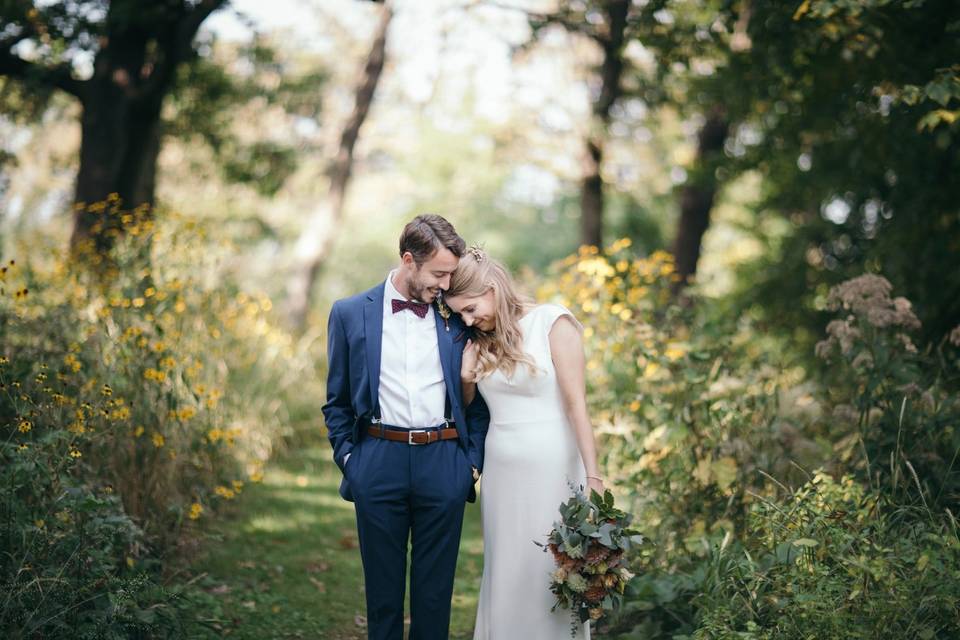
400,248,459,303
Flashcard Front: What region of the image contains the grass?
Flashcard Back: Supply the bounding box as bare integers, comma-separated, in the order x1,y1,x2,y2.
175,441,483,639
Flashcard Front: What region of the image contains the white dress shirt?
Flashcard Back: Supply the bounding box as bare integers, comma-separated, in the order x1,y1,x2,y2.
345,273,447,465
377,270,447,428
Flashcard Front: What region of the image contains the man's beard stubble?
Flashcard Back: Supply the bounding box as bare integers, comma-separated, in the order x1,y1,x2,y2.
404,270,435,303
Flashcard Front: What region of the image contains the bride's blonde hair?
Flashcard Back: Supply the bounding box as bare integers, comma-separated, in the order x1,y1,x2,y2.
447,247,538,380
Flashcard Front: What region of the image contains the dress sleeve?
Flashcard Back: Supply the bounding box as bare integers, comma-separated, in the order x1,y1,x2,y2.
538,303,584,337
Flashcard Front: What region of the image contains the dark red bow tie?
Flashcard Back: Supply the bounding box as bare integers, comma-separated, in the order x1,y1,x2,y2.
392,299,429,318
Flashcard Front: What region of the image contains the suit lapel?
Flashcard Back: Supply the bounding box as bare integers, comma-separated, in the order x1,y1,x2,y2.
435,310,468,440
364,284,385,415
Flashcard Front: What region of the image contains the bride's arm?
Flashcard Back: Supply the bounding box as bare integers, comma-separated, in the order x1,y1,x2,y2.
462,381,477,406
550,316,604,495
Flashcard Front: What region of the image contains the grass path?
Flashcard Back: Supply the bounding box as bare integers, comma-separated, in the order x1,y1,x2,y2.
178,442,483,639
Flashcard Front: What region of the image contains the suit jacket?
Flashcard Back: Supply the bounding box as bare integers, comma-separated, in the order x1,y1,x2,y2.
322,281,490,502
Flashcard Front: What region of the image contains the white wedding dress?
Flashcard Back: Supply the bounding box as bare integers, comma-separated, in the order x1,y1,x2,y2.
472,304,590,640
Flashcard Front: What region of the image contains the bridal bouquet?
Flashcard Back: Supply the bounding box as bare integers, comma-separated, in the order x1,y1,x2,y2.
537,486,644,634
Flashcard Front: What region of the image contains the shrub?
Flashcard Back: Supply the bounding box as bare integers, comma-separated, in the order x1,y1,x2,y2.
815,274,960,507
0,200,317,636
693,472,960,639
537,241,826,636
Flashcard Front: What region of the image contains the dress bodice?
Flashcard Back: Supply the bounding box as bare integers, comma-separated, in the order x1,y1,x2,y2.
477,304,581,425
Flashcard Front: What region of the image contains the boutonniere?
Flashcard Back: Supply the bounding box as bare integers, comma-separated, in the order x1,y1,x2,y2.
435,294,451,332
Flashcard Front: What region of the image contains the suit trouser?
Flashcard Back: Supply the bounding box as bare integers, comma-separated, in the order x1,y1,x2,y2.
348,434,474,640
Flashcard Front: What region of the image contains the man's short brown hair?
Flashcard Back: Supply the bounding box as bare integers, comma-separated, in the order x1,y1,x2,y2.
399,214,466,264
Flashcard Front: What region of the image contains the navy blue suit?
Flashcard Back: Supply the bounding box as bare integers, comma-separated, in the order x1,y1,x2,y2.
322,281,490,640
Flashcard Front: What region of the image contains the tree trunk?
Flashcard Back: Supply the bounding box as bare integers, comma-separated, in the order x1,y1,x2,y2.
287,2,393,330
671,109,729,288
578,0,629,248
72,77,164,252
580,137,603,247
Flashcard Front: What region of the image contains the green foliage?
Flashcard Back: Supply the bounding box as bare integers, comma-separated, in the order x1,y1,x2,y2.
539,241,821,635
0,200,319,635
630,0,960,344
167,39,327,196
0,422,183,637
814,274,960,506
541,244,960,638
693,473,960,639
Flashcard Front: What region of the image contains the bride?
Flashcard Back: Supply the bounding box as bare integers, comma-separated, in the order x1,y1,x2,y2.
444,247,604,639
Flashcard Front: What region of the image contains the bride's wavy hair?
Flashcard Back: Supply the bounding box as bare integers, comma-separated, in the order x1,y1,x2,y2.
446,247,538,381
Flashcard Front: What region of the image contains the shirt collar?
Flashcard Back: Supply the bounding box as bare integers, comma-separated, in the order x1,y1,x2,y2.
385,270,406,303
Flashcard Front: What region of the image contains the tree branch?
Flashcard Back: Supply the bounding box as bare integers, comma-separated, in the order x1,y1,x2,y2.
0,43,85,98
529,10,603,44
137,0,228,102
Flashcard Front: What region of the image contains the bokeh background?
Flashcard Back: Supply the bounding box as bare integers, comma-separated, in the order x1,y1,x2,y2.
1,1,959,638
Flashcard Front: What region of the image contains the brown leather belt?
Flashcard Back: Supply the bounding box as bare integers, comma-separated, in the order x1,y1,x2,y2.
366,424,459,445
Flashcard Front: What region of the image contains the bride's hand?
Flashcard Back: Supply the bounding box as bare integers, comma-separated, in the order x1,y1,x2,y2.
461,339,478,382
587,476,605,496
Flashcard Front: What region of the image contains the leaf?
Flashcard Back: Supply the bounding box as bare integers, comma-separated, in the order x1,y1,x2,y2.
692,457,712,486
918,109,960,131
598,523,615,547
712,457,739,491
925,80,954,107
792,538,819,548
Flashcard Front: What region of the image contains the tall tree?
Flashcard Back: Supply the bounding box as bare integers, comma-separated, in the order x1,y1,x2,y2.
629,0,960,336
530,0,633,248
671,107,728,287
286,0,392,330
0,0,227,251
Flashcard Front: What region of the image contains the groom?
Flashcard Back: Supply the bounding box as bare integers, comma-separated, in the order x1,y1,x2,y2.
323,214,489,640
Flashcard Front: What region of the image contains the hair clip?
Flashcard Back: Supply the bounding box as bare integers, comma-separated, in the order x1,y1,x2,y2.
468,246,485,262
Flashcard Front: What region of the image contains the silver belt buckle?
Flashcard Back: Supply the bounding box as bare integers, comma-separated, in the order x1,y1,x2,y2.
408,429,428,445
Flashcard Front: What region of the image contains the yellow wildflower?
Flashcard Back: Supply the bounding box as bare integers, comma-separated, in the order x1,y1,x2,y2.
152,433,165,448
188,502,203,520
69,447,82,458
664,344,687,361
18,419,32,433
